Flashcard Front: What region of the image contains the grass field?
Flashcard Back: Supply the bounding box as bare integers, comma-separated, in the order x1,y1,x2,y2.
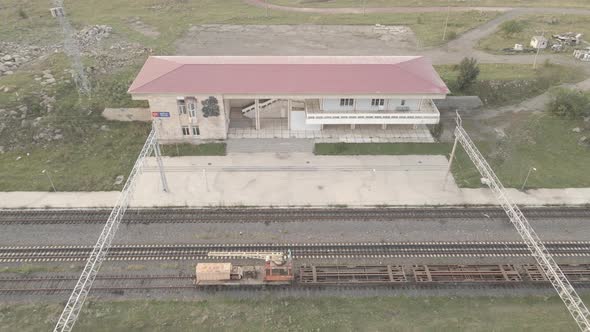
0,63,150,192
477,14,590,53
0,0,499,50
315,113,590,189
270,0,590,8
455,113,590,189
315,142,451,155
436,63,558,82
160,143,226,157
0,295,580,331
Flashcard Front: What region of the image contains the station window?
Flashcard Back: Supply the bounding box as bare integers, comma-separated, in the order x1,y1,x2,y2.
371,99,385,106
181,126,190,136
191,126,200,136
187,100,197,117
339,98,354,106
177,99,187,115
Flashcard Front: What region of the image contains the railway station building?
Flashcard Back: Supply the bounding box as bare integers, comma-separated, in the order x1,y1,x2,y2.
128,55,449,143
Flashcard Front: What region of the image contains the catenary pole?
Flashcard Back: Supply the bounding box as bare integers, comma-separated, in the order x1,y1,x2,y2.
54,126,168,332
451,113,590,331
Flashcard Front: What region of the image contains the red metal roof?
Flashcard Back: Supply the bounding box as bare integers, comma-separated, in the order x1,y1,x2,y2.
128,56,449,95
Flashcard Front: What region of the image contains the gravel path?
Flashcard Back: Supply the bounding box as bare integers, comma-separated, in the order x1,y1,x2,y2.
0,217,587,246
243,0,513,14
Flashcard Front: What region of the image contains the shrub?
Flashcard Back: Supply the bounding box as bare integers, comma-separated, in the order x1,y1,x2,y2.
446,30,458,40
18,8,28,19
456,57,480,91
429,123,444,141
546,88,590,119
500,20,526,36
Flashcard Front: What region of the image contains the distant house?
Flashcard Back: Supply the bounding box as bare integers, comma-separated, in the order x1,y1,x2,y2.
530,36,548,49
128,56,449,142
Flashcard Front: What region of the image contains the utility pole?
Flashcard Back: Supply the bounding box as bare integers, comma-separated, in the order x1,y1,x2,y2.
520,167,537,191
50,0,91,96
533,30,545,69
265,0,269,17
362,0,367,15
442,6,451,41
42,169,57,192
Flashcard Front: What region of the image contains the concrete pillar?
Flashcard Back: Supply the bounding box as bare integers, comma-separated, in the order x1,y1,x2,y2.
418,98,423,111
382,124,387,130
320,124,324,131
255,98,260,130
351,124,355,130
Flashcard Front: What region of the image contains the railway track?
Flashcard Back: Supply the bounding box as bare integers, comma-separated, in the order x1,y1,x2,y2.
2,263,590,295
0,275,195,294
2,241,590,262
1,207,589,224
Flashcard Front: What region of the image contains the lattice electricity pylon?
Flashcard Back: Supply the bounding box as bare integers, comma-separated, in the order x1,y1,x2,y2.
446,113,590,331
54,126,168,332
50,0,91,96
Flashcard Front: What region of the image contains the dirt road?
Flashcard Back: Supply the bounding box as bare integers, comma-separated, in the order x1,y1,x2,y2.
242,1,590,67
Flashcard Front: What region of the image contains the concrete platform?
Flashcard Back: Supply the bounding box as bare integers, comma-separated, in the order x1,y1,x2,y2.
0,153,589,208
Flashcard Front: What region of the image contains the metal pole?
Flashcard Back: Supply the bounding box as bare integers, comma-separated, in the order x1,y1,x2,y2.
533,30,545,69
54,127,159,332
453,120,590,331
42,170,57,192
153,125,169,193
533,44,541,69
443,135,459,190
362,0,367,15
442,6,450,41
520,167,536,191
265,0,269,17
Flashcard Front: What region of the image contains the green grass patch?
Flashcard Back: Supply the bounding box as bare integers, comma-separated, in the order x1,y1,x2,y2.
436,63,586,107
315,113,590,189
436,63,542,82
270,0,590,8
478,14,590,53
455,113,590,189
160,143,226,156
315,142,451,155
0,121,150,191
0,296,581,331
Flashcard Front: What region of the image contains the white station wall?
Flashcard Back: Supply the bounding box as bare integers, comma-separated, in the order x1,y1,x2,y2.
321,98,420,111
291,110,322,130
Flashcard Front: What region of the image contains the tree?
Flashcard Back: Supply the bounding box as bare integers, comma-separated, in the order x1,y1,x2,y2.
546,88,590,119
500,20,525,36
201,96,220,117
456,57,480,91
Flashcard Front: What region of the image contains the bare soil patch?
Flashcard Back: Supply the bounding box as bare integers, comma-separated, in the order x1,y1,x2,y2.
176,24,417,55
